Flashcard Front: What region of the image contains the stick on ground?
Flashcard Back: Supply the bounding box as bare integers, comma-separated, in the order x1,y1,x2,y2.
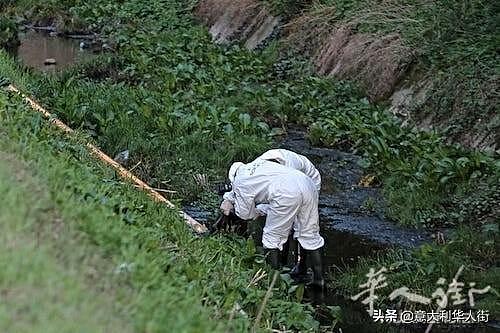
6,84,207,234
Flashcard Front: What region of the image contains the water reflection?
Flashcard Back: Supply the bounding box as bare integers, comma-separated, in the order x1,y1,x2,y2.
16,30,94,71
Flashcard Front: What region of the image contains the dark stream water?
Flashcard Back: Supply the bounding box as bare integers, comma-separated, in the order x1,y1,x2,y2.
278,129,498,332
185,129,498,333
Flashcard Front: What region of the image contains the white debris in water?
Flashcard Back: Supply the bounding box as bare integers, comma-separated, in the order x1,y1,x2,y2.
44,58,57,65
113,150,130,165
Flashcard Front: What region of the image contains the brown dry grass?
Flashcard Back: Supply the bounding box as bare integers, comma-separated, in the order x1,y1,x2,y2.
320,29,413,100
282,2,415,100
194,0,261,41
194,0,278,47
195,0,259,26
282,5,338,57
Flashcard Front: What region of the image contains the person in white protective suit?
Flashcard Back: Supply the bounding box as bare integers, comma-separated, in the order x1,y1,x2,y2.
220,158,325,288
257,149,321,192
255,149,322,281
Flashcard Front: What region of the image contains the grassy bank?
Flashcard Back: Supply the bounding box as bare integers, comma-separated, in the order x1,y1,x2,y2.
2,0,498,228
0,14,18,49
0,151,133,333
0,89,323,331
0,0,498,327
266,0,499,147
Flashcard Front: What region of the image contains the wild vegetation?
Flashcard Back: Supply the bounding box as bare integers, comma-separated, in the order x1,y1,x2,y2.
268,0,499,148
333,226,499,318
0,14,18,49
0,139,133,333
4,0,498,227
0,0,498,329
0,87,329,331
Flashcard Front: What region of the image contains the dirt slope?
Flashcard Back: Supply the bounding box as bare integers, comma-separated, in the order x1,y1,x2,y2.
194,0,498,151
195,0,280,50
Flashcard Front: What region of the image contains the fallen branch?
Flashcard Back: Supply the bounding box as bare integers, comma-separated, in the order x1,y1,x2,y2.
128,160,142,172
6,84,207,234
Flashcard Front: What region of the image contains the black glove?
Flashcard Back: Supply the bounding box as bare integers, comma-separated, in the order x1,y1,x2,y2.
210,211,247,236
216,182,232,195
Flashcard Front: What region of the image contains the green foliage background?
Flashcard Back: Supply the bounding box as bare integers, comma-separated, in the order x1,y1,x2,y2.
0,0,498,329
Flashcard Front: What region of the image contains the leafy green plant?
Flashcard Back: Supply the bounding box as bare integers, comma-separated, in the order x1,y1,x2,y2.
5,0,499,226
0,15,18,49
1,0,498,326
332,226,499,317
0,88,321,331
0,0,15,10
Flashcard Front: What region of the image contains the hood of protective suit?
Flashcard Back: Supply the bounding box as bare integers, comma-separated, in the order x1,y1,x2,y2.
228,162,244,183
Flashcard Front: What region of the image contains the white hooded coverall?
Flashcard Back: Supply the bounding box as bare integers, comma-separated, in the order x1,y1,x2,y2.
255,149,322,232
257,149,321,191
223,159,324,251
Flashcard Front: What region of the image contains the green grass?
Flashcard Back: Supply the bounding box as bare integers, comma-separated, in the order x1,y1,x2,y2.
268,0,499,148
3,0,498,228
0,14,18,49
0,152,133,333
332,225,500,318
0,89,322,331
0,0,498,326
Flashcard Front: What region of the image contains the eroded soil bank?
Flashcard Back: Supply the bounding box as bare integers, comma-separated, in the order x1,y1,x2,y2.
194,0,499,152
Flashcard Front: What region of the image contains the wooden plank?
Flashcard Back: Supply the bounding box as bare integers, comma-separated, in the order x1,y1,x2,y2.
6,84,207,234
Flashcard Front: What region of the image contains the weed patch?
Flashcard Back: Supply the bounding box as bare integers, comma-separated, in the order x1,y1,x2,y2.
0,87,321,331
332,226,499,317
0,15,19,49
2,0,498,227
1,0,498,326
276,0,499,147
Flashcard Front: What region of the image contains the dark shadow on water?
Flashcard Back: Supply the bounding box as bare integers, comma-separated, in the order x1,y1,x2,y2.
322,228,385,268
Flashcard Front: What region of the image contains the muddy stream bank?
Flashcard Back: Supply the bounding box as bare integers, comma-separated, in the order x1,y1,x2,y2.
185,129,498,333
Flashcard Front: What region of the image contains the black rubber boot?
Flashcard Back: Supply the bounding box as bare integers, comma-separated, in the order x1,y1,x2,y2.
264,248,281,270
304,248,325,305
281,232,298,267
304,248,325,289
290,243,308,283
281,236,291,267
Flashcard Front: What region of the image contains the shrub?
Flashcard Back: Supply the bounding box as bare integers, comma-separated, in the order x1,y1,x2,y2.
0,15,19,49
